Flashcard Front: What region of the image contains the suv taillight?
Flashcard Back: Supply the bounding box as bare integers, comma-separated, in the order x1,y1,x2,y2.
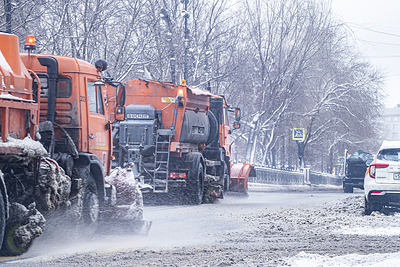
369,163,389,178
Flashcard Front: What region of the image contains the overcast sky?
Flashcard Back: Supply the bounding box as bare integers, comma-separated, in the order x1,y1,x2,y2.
330,0,400,108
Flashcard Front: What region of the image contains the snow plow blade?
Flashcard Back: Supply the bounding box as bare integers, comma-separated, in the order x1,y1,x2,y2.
98,206,152,235
229,163,256,196
101,167,152,235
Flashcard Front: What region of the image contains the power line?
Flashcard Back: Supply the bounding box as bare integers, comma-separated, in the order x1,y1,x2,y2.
369,55,400,58
348,23,400,38
364,40,400,47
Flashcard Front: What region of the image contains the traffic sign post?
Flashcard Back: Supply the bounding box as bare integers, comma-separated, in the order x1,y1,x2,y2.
292,128,305,168
292,128,305,141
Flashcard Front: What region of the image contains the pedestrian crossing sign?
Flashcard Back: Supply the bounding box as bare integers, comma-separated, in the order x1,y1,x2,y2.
292,128,305,141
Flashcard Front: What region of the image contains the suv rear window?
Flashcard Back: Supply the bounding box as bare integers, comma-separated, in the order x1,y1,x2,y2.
377,148,400,161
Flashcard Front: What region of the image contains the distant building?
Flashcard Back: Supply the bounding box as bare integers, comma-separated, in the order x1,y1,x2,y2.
384,104,400,141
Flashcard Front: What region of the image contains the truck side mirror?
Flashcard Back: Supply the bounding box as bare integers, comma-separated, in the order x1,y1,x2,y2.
235,108,241,121
116,84,126,106
115,106,125,121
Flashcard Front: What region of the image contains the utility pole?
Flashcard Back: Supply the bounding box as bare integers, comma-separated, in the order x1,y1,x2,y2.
5,0,12,33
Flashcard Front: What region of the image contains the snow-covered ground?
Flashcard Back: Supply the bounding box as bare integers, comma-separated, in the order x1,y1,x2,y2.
279,195,400,266
5,191,400,267
285,251,400,267
284,223,400,267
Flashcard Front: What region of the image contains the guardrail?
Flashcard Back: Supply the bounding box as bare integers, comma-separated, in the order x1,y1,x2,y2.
250,167,341,186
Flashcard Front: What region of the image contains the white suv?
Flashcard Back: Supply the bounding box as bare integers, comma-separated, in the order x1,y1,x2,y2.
364,141,400,215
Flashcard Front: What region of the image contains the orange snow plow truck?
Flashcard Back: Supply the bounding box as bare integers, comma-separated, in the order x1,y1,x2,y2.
0,33,150,256
108,79,256,204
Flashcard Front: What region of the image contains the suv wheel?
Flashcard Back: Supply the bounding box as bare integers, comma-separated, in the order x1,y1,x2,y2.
344,185,353,193
364,197,373,215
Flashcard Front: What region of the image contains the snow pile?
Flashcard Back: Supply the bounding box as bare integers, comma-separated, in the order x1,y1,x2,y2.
105,166,143,221
241,195,400,266
36,158,71,211
9,202,46,249
0,93,33,102
284,251,400,267
339,226,400,236
0,136,48,158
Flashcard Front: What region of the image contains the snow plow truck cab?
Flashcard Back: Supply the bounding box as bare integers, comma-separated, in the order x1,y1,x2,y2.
0,33,149,256
108,79,256,204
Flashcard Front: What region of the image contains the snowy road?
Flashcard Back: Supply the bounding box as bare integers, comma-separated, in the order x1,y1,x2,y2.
4,188,400,266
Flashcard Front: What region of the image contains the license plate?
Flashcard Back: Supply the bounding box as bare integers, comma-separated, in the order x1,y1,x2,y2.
394,173,400,180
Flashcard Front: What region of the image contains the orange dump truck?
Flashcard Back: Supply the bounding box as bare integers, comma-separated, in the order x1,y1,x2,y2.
0,33,149,255
108,79,256,204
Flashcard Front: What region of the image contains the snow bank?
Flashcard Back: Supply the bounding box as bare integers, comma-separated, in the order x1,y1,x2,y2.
279,197,400,267
283,251,400,267
339,226,400,236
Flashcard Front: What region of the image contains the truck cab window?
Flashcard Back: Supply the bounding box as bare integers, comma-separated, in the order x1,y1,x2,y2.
88,81,105,114
97,85,104,115
88,82,97,113
224,108,229,126
57,80,68,96
36,76,71,98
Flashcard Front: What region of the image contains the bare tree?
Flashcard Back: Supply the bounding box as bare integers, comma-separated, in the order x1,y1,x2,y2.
238,0,333,164
1,0,385,172
0,0,44,36
234,0,384,168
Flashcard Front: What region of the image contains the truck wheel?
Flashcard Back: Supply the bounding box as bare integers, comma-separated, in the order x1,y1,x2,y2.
364,197,372,215
188,164,204,205
1,224,31,256
344,185,353,193
0,189,4,250
80,170,100,236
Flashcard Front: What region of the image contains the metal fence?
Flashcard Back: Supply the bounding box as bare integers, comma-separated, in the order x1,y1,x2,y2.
250,167,341,186
250,167,304,185
309,171,342,186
